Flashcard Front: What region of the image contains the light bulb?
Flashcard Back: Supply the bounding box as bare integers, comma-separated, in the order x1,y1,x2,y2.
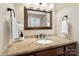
49,4,54,8
41,3,47,7
34,3,39,6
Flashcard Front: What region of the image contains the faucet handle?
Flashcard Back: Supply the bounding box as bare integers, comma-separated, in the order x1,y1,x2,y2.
39,34,43,38
39,34,47,38
43,34,47,38
35,35,38,39
35,34,47,39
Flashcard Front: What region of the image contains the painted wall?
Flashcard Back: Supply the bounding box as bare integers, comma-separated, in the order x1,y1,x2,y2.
14,4,57,37
55,3,79,55
0,3,79,55
0,3,15,52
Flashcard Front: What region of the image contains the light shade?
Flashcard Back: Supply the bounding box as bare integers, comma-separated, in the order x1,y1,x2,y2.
26,3,54,11
34,3,39,6
49,4,54,8
41,3,47,7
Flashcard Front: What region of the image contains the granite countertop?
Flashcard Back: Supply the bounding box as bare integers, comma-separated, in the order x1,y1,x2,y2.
0,36,77,56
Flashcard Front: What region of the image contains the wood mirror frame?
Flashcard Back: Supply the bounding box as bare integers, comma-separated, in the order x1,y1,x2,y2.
24,7,52,30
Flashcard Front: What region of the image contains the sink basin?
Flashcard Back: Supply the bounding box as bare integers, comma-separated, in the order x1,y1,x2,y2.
36,38,53,44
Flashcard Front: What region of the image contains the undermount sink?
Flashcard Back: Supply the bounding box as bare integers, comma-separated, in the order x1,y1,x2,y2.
36,38,53,44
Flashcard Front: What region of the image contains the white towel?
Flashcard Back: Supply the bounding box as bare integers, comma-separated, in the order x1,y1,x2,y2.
18,24,24,31
62,20,68,35
8,11,12,39
11,11,19,39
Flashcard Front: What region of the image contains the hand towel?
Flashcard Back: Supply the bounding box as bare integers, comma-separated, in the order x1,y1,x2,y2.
11,11,19,39
8,11,12,39
62,20,68,35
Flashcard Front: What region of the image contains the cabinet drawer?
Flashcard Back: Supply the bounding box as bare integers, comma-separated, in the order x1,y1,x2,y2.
56,47,64,55
66,44,76,49
65,43,77,56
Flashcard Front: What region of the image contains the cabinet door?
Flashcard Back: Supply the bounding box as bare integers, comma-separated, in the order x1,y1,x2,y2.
56,47,65,56
35,49,57,56
65,43,77,56
35,47,64,56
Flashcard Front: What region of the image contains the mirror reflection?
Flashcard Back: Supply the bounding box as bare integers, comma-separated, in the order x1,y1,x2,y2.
28,10,50,27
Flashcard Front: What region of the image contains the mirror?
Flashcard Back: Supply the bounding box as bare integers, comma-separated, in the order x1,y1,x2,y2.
24,7,52,30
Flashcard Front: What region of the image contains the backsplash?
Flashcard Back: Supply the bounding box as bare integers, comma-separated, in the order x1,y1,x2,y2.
24,34,57,38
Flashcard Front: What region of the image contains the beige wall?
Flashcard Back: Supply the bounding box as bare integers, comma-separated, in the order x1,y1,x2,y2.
0,3,15,52
15,4,57,36
0,3,79,55
55,3,79,55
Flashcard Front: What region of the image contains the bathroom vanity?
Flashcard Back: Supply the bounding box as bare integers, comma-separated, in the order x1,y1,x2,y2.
1,36,77,56
18,7,77,56
16,42,76,56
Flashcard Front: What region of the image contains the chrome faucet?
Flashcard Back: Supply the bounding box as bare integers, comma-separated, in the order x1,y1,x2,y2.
35,34,46,39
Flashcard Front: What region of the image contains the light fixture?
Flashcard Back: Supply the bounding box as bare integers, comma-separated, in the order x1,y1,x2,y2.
49,4,54,8
46,3,54,11
39,3,47,11
34,3,39,6
41,3,47,7
26,3,54,11
33,3,40,10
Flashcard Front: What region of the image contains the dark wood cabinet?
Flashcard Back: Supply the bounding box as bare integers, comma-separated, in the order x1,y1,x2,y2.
35,43,77,56
56,47,65,56
35,48,57,56
35,47,64,56
15,42,77,56
65,43,77,56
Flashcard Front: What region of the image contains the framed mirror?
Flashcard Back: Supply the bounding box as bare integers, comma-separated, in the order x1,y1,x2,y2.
24,7,52,30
